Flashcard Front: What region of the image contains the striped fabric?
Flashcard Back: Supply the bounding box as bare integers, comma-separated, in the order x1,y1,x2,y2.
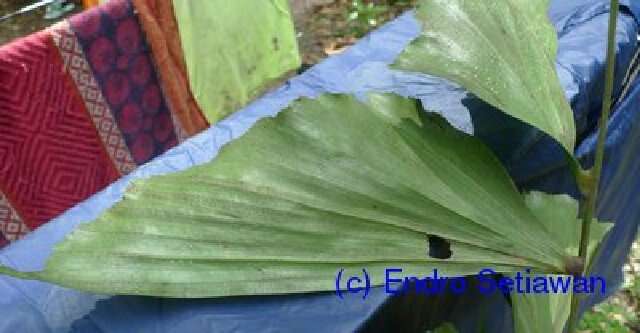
0,0,206,246
0,0,300,248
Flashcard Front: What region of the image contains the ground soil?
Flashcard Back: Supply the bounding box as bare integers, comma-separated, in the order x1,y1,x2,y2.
0,0,80,45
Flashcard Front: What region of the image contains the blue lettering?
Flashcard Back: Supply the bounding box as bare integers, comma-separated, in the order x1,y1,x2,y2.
573,277,589,293
532,276,549,293
385,268,403,295
450,276,467,295
477,268,497,294
590,276,606,294
548,276,571,293
498,276,514,293
347,276,363,293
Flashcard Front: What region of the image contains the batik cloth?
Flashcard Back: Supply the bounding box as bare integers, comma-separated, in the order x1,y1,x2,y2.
0,0,205,247
0,0,301,248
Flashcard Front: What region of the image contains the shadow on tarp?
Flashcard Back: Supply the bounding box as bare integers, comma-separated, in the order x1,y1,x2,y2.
70,291,387,333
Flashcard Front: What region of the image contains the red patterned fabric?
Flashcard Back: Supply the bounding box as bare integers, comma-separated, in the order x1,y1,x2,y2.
0,0,195,247
51,22,138,175
0,30,121,229
69,0,179,165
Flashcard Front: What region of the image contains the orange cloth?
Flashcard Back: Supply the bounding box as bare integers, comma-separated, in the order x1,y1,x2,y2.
82,0,100,8
131,0,209,136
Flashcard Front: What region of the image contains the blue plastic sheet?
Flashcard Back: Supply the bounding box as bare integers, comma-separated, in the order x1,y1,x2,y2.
1,1,639,332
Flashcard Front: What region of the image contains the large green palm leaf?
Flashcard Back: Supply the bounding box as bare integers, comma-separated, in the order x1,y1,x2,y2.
1,94,575,297
392,0,575,152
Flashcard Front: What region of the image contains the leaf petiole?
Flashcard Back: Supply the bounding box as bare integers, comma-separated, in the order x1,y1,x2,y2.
566,0,620,331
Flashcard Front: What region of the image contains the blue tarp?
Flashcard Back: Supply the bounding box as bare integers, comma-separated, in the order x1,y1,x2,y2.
1,1,639,332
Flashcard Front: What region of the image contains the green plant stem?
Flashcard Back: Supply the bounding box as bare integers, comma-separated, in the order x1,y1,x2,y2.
566,0,619,332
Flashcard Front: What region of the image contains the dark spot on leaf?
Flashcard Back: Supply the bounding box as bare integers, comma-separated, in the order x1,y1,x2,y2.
427,235,452,259
272,37,279,51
